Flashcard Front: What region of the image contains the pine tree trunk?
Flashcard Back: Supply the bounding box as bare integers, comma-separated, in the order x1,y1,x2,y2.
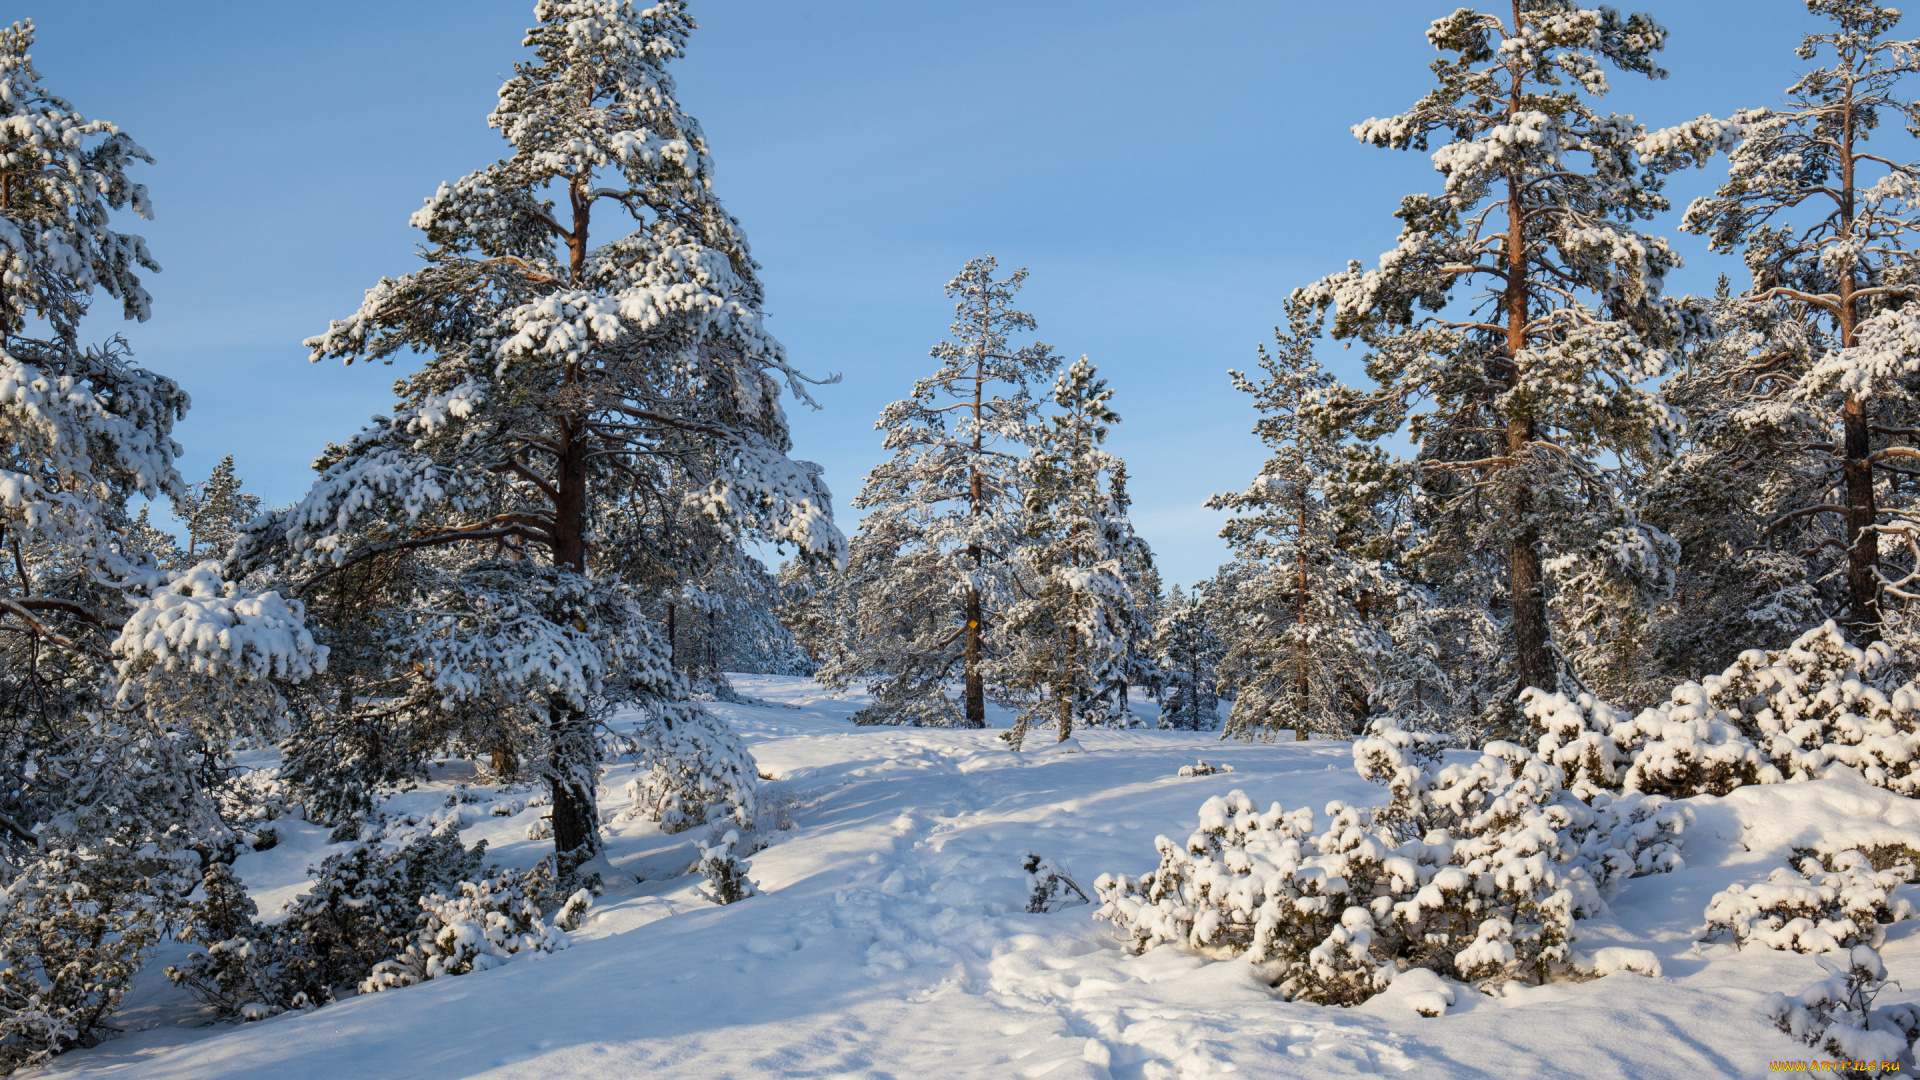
490,742,517,781
1844,391,1881,642
1837,95,1881,643
1295,486,1309,741
964,584,985,726
1509,454,1553,698
544,388,599,856
963,321,988,728
667,602,677,668
545,698,598,857
1057,627,1075,743
1503,122,1555,702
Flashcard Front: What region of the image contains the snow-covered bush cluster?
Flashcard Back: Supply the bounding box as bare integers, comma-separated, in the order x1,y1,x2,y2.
621,708,762,834
1704,835,1920,954
361,867,591,992
168,834,484,1016
1766,946,1920,1068
1094,724,1688,1004
1528,622,1920,800
170,834,595,1020
0,845,174,1070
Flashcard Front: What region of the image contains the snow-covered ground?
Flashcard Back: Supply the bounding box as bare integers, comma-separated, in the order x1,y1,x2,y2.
46,675,1920,1078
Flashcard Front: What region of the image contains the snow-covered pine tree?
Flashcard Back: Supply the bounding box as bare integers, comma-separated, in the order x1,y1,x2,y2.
177,454,261,561
775,553,856,674
1110,463,1166,708
248,0,842,858
664,576,733,699
1196,558,1257,705
709,554,815,677
811,533,965,724
664,545,813,693
127,504,184,569
998,356,1140,749
1207,302,1409,740
1151,585,1223,730
1674,0,1920,645
0,20,325,1062
1640,282,1831,682
1299,2,1705,720
839,257,1061,726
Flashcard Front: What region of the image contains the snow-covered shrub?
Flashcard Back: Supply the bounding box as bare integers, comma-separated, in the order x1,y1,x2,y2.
1385,966,1457,1017
694,830,757,905
426,806,470,837
174,838,595,1013
166,864,293,1021
1766,946,1920,1068
1524,622,1920,799
1525,684,1770,798
1704,845,1918,953
623,705,760,834
757,786,804,833
1094,722,1688,1005
216,767,292,832
1177,760,1233,778
1560,791,1691,899
360,866,590,992
1528,689,1633,799
1022,853,1089,913
1567,946,1662,979
269,834,485,1006
0,846,173,1069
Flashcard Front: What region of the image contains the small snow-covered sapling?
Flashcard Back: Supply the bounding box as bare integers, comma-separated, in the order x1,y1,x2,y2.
1023,853,1090,913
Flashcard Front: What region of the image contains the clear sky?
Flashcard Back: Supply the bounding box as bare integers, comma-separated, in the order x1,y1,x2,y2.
20,0,1830,588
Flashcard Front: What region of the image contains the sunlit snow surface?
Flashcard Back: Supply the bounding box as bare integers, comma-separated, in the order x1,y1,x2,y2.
47,676,1920,1078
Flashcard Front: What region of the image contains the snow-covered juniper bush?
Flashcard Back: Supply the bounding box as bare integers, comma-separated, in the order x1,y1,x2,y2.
1095,722,1688,1005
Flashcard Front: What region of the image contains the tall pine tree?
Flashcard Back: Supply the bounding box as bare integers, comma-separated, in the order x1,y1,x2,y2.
1675,0,1920,644
242,0,842,857
1208,303,1412,739
1300,2,1705,719
999,357,1141,748
178,454,261,561
1642,284,1830,680
1151,585,1223,730
837,257,1059,726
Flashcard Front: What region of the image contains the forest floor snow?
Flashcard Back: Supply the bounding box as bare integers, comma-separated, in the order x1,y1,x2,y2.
44,675,1920,1079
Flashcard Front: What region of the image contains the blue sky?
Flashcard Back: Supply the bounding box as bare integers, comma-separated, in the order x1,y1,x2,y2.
23,1,1828,587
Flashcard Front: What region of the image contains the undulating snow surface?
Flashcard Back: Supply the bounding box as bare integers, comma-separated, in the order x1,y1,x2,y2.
47,676,1919,1078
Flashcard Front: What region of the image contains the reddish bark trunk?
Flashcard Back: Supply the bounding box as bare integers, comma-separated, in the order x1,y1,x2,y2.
1837,88,1881,643
1501,36,1555,702
543,171,600,857
964,310,988,727
1057,628,1075,743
